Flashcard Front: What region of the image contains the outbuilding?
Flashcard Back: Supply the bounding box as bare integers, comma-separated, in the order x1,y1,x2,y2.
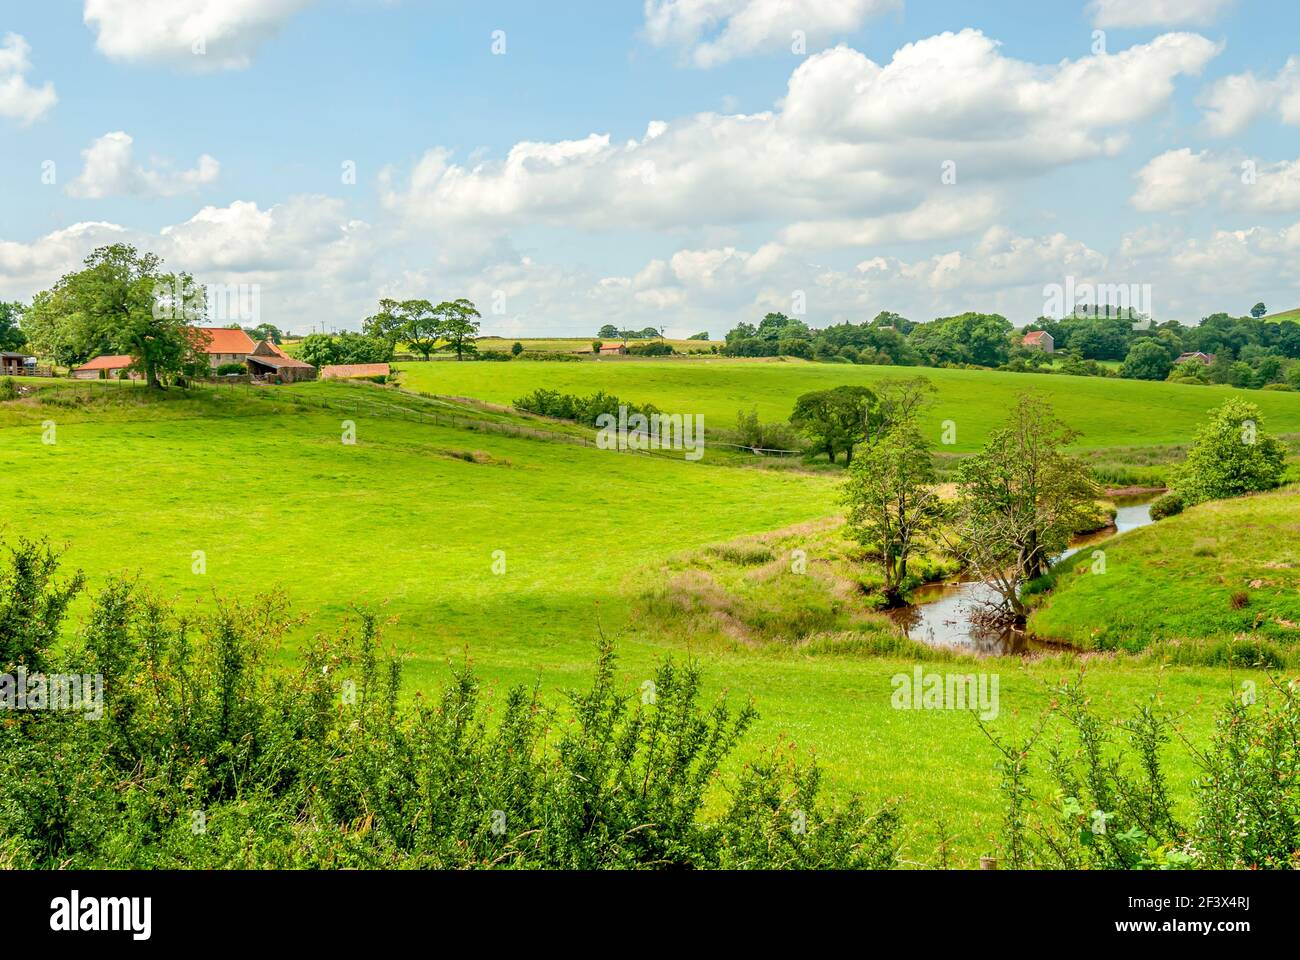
71,355,138,380
1,352,33,376
320,363,390,380
245,340,317,382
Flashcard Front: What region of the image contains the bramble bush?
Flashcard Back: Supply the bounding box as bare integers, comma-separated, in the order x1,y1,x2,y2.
0,540,898,869
983,677,1300,869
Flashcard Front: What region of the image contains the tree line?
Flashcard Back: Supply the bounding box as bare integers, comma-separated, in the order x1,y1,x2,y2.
718,308,1300,392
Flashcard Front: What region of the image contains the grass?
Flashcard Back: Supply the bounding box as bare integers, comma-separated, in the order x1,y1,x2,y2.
0,376,1286,865
475,336,721,354
1029,485,1300,660
392,356,1300,454
1263,307,1300,323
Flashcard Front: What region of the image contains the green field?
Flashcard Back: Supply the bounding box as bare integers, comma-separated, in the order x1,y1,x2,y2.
0,377,1278,864
475,336,721,354
1030,486,1300,656
393,356,1300,454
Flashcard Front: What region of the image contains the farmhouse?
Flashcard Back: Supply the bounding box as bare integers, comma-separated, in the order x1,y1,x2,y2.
1022,330,1054,353
320,363,390,380
245,339,317,382
598,343,627,355
72,355,138,380
188,326,256,371
1175,351,1215,366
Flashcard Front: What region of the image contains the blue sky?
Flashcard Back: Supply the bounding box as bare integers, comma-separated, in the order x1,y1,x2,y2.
3,0,1300,336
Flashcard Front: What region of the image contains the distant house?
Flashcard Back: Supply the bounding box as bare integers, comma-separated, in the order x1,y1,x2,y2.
245,340,317,383
72,355,138,380
319,363,390,380
1021,330,1054,353
1175,351,1215,366
188,326,256,371
598,343,627,355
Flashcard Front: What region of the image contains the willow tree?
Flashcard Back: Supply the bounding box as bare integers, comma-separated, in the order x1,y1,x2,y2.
951,395,1099,621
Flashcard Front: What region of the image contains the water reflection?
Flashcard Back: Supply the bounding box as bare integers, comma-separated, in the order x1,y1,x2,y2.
888,496,1157,654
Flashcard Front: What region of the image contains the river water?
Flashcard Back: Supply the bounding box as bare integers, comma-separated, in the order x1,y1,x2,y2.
886,496,1157,655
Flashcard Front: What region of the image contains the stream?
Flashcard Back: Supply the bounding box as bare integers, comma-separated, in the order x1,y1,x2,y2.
886,495,1158,655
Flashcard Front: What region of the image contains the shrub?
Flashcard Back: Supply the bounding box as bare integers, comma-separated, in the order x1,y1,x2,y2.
511,341,524,356
518,351,582,362
0,541,900,870
216,362,246,376
627,341,675,356
513,388,659,428
734,408,803,452
0,377,18,401
1148,490,1184,520
1171,398,1286,506
987,677,1300,869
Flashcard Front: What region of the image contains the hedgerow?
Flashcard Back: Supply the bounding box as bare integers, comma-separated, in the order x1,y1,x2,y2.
0,539,898,869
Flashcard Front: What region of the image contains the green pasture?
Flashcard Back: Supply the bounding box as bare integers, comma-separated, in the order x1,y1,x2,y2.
393,356,1300,453
0,378,1283,863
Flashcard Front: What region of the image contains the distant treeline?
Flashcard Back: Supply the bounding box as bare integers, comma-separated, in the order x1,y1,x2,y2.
718,309,1300,391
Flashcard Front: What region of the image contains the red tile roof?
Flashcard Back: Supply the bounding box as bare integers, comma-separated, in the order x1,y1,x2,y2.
74,354,135,371
1022,330,1050,343
320,363,390,379
248,354,314,369
188,327,255,354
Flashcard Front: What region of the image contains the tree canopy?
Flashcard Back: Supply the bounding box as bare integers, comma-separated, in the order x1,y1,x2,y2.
23,244,205,387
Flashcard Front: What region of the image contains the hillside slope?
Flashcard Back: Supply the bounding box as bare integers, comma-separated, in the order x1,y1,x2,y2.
1029,485,1300,658
393,357,1300,453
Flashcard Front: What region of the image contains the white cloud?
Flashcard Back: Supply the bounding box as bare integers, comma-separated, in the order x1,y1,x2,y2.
644,0,899,68
1090,0,1235,28
1199,57,1300,135
780,192,1000,248
83,0,314,70
382,31,1218,238
65,132,220,198
1132,147,1300,214
6,203,1300,337
0,33,57,124
1131,148,1221,212
779,32,1219,150
0,197,375,333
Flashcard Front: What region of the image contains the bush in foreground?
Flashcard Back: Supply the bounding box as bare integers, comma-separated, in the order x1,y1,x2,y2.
984,677,1300,869
0,540,898,870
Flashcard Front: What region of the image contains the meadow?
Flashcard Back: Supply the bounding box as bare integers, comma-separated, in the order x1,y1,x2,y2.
0,376,1278,864
1030,485,1300,655
474,336,721,354
393,356,1300,454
